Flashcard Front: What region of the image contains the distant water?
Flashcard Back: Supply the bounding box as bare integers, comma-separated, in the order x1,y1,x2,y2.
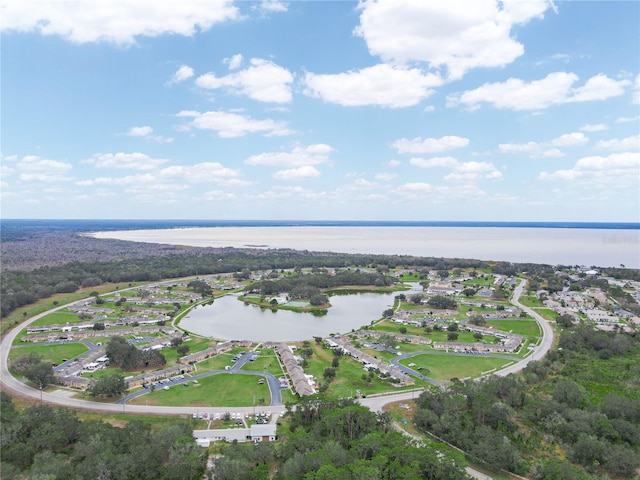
82,221,640,269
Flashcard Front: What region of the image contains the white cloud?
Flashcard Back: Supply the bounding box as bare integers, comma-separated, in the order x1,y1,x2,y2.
551,132,588,147
85,152,168,170
352,178,378,189
409,155,501,181
616,116,640,124
444,160,503,181
246,144,333,168
273,165,321,180
202,190,237,201
539,152,640,185
448,72,630,111
159,162,244,183
125,126,173,143
596,134,640,151
541,148,565,158
127,126,153,137
196,58,294,103
498,142,541,154
580,123,608,132
409,156,458,168
177,110,292,138
1,0,239,45
374,172,398,181
12,155,72,182
393,135,469,154
499,133,587,158
567,73,630,103
168,65,194,84
393,182,485,199
303,64,442,108
355,0,552,79
224,54,244,70
387,160,401,167
633,74,640,104
257,1,288,13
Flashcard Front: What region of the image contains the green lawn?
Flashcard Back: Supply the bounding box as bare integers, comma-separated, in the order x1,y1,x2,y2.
534,308,558,321
193,349,250,372
400,354,514,382
241,352,284,377
518,294,543,308
129,373,271,407
485,320,541,337
28,310,87,327
9,342,89,365
303,344,419,399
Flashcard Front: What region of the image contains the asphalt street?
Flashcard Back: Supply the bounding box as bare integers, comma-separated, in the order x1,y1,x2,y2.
0,279,553,418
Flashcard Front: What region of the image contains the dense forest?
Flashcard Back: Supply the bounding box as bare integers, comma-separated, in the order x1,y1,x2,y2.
413,326,640,479
0,393,207,480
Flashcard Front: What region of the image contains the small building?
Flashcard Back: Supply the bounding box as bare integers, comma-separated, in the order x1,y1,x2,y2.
250,424,277,442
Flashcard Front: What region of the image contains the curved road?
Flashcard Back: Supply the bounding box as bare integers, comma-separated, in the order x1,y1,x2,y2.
0,279,553,417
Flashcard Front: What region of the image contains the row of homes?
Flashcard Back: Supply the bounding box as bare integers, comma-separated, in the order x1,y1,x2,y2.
434,325,523,353
351,330,432,346
267,342,315,396
178,340,252,364
326,335,414,386
25,315,169,336
21,325,178,343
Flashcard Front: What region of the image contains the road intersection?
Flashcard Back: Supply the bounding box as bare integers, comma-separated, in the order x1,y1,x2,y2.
1,279,553,416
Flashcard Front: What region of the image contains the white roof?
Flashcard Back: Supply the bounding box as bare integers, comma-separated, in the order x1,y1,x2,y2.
250,424,277,437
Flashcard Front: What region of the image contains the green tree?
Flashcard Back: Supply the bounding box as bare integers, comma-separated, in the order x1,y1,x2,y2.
88,373,127,398
427,295,457,309
25,361,55,390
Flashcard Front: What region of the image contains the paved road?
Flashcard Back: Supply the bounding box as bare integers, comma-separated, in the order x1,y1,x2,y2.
493,279,554,377
1,278,553,419
118,351,284,407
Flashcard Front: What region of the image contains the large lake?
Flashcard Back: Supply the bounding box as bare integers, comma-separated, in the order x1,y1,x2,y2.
179,291,399,342
91,226,640,268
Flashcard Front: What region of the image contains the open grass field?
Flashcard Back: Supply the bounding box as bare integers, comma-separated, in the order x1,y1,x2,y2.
129,373,271,407
485,320,541,337
241,352,284,377
303,343,418,398
372,321,426,336
400,354,513,382
9,342,89,365
518,294,544,308
534,308,558,321
28,310,85,327
191,348,252,372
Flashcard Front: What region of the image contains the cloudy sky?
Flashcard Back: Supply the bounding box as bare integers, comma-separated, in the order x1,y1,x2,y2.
2,0,639,222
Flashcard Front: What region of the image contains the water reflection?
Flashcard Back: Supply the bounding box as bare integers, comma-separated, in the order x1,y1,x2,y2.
179,291,398,342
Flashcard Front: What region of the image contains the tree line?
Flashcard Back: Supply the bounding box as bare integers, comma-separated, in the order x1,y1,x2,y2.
1,247,492,318
0,392,207,480
413,325,640,479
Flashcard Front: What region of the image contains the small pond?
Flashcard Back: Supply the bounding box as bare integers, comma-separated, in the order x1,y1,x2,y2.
179,290,407,342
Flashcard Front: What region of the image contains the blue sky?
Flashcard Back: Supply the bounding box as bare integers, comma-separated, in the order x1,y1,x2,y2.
1,0,639,222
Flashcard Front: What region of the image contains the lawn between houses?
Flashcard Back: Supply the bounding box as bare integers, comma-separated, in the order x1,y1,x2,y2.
400,354,515,382
128,373,272,407
9,342,89,366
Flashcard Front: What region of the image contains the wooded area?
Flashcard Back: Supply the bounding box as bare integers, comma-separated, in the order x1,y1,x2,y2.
0,393,207,480
414,325,640,478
